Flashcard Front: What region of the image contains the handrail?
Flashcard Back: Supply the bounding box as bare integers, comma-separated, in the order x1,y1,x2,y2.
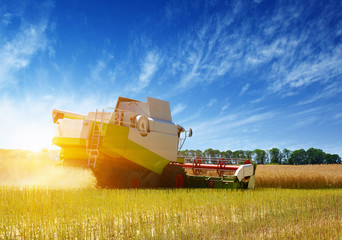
179,156,250,165
106,108,139,128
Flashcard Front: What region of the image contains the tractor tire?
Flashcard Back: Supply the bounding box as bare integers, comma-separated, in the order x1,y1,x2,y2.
159,164,188,188
93,167,125,188
125,171,143,189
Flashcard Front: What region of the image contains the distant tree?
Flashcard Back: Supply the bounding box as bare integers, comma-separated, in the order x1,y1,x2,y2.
226,150,233,158
253,149,267,164
233,150,239,158
282,148,292,165
306,148,326,164
265,150,270,164
326,154,342,164
244,150,253,159
212,149,221,158
195,149,203,157
222,150,233,158
269,148,282,164
188,149,195,156
233,150,246,158
180,149,189,156
204,148,214,158
181,148,341,165
289,149,307,165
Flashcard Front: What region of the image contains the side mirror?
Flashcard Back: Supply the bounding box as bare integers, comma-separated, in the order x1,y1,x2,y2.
188,128,193,137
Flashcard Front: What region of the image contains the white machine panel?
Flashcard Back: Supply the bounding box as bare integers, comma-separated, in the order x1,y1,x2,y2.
147,97,172,122
128,128,178,162
56,119,90,139
148,118,177,135
117,101,149,116
234,164,254,181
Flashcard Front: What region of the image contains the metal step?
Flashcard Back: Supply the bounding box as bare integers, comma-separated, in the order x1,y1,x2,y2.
87,109,105,168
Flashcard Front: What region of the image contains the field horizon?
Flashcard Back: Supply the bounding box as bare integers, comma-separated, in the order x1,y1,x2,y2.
1,148,342,189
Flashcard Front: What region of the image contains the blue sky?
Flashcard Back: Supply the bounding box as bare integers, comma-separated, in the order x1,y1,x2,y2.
0,0,341,156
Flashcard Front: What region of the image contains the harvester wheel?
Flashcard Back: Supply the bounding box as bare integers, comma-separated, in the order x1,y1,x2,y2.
175,173,185,188
159,164,188,188
126,172,143,189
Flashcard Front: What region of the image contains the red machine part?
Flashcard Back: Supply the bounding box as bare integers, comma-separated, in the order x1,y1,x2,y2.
175,174,185,188
178,156,250,176
192,157,202,175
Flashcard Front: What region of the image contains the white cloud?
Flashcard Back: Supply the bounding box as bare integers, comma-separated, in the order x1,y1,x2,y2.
290,107,323,118
157,0,342,107
0,24,49,86
220,103,230,113
207,98,217,107
250,96,264,104
90,60,106,80
292,116,320,128
239,83,250,96
193,109,275,139
269,48,342,93
0,1,54,89
87,53,115,84
168,10,243,91
130,51,160,93
227,112,274,129
172,103,186,116
298,82,342,105
177,112,201,125
261,5,342,95
139,52,159,85
182,108,276,151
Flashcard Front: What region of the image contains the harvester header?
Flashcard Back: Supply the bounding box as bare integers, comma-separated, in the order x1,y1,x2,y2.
52,96,256,189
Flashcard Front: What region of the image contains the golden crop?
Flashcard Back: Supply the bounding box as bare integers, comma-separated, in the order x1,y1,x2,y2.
1,150,342,239
255,164,342,188
0,187,341,239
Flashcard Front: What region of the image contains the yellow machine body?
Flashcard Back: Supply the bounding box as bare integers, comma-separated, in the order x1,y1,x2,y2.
52,97,184,175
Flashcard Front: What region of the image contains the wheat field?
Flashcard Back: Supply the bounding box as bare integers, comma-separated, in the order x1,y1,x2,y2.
255,164,342,188
0,187,341,239
1,150,342,239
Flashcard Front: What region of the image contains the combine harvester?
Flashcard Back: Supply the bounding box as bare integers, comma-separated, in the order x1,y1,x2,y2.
52,97,256,189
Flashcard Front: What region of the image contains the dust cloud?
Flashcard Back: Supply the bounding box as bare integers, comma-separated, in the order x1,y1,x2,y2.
0,149,96,188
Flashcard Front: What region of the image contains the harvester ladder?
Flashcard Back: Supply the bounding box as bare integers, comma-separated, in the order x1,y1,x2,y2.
87,109,105,168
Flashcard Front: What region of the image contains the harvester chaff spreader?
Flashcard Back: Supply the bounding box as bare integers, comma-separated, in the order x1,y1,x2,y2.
52,97,256,189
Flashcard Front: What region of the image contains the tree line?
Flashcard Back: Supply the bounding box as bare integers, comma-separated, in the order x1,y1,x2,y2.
179,148,341,165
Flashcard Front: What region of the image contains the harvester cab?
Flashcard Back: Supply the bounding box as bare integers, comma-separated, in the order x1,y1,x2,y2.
52,96,256,189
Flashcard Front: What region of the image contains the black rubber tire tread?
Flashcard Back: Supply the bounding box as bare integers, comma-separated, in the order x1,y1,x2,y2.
159,164,188,188
93,167,126,188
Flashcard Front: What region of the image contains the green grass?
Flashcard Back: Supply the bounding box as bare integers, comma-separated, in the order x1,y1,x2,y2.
1,187,341,239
